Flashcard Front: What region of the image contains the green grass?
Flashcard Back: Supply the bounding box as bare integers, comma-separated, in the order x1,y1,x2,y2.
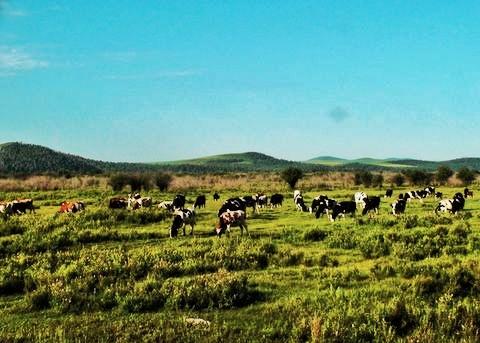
1,186,480,342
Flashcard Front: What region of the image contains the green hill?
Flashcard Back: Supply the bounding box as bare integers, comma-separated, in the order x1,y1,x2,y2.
308,156,412,168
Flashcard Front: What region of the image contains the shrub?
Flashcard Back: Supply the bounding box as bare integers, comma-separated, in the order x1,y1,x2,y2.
436,165,454,185
457,167,476,185
303,228,328,242
391,173,405,187
280,168,304,189
154,173,173,191
402,170,433,186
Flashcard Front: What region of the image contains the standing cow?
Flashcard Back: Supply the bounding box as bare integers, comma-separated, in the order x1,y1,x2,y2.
215,210,248,237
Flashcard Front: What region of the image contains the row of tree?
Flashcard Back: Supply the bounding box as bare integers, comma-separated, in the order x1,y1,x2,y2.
108,173,173,192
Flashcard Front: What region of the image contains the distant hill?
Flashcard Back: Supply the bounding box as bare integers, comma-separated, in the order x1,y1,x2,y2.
308,156,413,168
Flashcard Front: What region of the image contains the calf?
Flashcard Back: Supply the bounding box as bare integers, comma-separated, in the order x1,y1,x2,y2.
59,201,85,213
329,201,356,222
391,199,407,216
384,189,393,198
435,193,465,215
215,210,248,237
109,197,128,209
354,192,368,208
194,195,206,209
213,192,220,201
270,193,284,208
464,188,474,198
293,190,308,212
173,194,186,210
170,208,196,237
362,196,380,216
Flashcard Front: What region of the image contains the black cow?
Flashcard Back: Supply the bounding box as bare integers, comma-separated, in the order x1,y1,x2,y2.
329,201,356,222
385,189,393,198
310,195,329,213
362,196,380,216
217,198,247,217
270,194,284,208
194,195,206,209
173,194,186,210
4,199,36,215
109,197,127,209
241,195,258,213
213,192,220,201
391,199,407,216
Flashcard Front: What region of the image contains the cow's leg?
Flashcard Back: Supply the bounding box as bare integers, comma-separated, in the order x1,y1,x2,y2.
190,223,194,236
182,224,186,236
243,222,249,236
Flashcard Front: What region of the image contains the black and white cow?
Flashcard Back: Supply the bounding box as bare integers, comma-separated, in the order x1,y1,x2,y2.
384,189,393,198
158,200,175,212
293,190,308,212
310,194,329,214
255,193,268,209
194,195,206,209
435,193,465,215
241,195,258,213
217,198,247,217
314,198,337,219
362,196,381,216
425,186,436,197
435,192,443,199
173,194,186,210
270,194,284,208
464,188,474,199
391,199,407,216
170,208,196,237
354,192,368,208
329,201,356,222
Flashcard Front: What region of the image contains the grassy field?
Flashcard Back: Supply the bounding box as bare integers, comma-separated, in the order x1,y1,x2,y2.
1,185,480,342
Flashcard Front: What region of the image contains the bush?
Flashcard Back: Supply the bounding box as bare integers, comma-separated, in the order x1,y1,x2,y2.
280,168,304,189
391,173,405,187
108,173,129,191
402,170,433,186
436,165,454,185
457,167,476,185
303,228,328,242
154,173,173,191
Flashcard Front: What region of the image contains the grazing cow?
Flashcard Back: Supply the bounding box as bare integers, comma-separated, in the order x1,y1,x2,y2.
158,201,175,212
5,199,36,215
128,193,152,210
362,196,381,216
391,199,407,216
215,210,248,237
404,191,418,202
293,190,308,212
59,201,85,213
310,195,329,213
270,194,284,208
329,201,356,222
0,202,6,214
435,192,443,199
435,193,465,215
354,192,368,208
416,190,428,201
241,195,258,213
385,189,393,198
194,195,206,209
218,198,247,217
173,194,186,210
398,193,404,200
425,186,435,196
464,188,474,199
109,197,128,209
314,199,337,219
255,193,268,209
213,192,220,201
170,208,195,237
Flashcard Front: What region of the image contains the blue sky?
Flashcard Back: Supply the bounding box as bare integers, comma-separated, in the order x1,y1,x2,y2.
1,1,479,162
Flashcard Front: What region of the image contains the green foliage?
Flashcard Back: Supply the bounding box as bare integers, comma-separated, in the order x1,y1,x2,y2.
391,173,405,187
436,165,454,185
402,169,434,185
154,173,173,191
457,167,476,185
280,167,304,189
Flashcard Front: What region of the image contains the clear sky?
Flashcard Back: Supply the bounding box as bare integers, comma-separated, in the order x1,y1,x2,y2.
1,1,479,162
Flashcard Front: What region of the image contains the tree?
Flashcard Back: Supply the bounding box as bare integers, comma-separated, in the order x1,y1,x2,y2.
372,173,384,188
402,170,433,186
360,171,373,187
436,165,454,185
391,173,405,187
108,173,129,192
457,167,476,185
280,167,304,189
154,173,173,191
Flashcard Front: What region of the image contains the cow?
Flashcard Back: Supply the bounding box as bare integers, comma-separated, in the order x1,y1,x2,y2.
59,201,85,213
241,195,258,213
362,196,381,216
310,195,329,213
329,201,356,222
425,186,436,197
128,193,152,210
109,197,128,209
416,190,428,199
270,194,284,208
435,193,465,215
398,193,404,200
385,189,393,198
354,192,368,208
4,199,36,215
194,195,206,209
158,201,175,212
215,210,248,237
172,194,186,210
391,199,407,216
464,188,474,199
293,190,308,212
404,191,417,202
255,193,268,209
213,192,220,201
218,198,247,217
170,208,195,237
435,192,443,199
314,198,337,219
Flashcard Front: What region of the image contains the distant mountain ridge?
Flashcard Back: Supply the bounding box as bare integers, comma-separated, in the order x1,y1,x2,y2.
1,142,479,176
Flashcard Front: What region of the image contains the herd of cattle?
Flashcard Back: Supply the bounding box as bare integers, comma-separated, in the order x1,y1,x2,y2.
0,187,475,237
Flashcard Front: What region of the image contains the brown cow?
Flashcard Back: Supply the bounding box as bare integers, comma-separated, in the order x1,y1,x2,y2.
215,210,248,237
59,201,85,213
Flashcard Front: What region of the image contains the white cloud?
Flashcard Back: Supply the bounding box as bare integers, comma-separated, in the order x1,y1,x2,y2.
104,69,203,80
0,46,48,74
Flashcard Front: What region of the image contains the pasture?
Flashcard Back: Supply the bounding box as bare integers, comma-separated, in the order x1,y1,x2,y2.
1,185,480,342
